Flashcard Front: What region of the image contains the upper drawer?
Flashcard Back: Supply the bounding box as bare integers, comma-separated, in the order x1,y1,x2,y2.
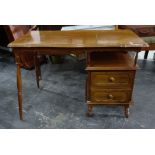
91,71,135,89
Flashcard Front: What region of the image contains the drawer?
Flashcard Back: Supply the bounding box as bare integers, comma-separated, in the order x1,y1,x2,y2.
90,89,131,103
91,71,135,89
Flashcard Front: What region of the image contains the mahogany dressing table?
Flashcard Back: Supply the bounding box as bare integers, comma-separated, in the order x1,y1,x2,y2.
8,30,148,120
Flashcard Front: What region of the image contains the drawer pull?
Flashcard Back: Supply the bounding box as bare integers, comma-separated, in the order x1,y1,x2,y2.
109,77,115,82
107,94,114,99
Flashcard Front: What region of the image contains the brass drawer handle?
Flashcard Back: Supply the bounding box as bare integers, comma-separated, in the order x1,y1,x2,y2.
109,77,115,82
107,94,114,99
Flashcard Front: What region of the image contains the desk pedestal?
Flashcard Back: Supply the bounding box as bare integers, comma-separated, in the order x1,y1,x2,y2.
86,52,136,117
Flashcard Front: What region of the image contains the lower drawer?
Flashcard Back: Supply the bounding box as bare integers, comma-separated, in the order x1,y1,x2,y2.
90,89,131,104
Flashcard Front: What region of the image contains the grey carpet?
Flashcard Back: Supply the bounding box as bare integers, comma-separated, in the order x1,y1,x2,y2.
0,53,155,129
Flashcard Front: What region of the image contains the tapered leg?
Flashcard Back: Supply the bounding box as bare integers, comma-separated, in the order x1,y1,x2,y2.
144,50,149,59
34,54,40,88
86,104,94,117
124,105,129,118
134,52,138,66
37,55,42,80
16,58,23,120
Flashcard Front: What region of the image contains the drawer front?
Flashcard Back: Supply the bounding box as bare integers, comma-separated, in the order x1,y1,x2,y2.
91,71,135,89
91,89,131,103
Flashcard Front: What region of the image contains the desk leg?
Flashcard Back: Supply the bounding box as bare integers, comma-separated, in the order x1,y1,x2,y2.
16,56,23,120
34,54,40,88
86,104,94,117
124,105,129,118
38,55,42,80
134,52,138,66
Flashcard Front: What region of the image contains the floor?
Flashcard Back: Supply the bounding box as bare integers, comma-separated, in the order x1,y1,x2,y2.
0,51,155,129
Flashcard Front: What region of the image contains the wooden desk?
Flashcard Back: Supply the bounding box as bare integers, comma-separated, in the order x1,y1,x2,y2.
9,30,148,120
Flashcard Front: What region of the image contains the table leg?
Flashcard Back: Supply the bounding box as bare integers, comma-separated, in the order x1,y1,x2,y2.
16,55,23,120
37,55,42,80
34,54,40,88
86,104,94,117
134,52,138,66
124,105,129,118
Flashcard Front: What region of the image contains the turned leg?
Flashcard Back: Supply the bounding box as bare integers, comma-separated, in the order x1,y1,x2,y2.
16,55,23,120
86,104,94,117
144,50,149,59
34,54,40,88
124,105,130,118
